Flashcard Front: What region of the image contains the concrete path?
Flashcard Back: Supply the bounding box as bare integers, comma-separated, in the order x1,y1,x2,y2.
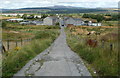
14,27,91,76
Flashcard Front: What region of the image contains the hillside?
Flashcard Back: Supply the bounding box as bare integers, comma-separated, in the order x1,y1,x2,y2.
1,5,115,14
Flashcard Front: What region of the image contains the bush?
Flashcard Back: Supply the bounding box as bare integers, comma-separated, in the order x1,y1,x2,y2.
2,21,7,28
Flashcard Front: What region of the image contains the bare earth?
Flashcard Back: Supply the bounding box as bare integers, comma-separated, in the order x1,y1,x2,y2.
14,27,91,76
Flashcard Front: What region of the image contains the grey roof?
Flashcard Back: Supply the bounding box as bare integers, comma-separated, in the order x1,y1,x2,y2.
73,18,83,21
32,21,43,24
48,16,58,20
63,17,71,20
64,17,83,21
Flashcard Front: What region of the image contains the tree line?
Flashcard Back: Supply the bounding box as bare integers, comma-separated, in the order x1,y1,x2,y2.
82,13,119,22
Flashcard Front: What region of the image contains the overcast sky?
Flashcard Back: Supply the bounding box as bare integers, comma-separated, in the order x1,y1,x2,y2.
0,0,119,9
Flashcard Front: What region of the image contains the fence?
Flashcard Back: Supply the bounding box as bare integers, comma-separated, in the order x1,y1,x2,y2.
2,38,33,53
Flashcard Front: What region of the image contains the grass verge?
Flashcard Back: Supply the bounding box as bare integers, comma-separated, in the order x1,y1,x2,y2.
66,27,118,76
2,29,60,77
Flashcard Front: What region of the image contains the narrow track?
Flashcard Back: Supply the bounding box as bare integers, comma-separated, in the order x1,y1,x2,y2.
14,27,91,76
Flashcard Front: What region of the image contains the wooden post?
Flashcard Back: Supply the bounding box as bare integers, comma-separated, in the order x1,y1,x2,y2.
2,44,6,53
102,40,104,48
110,43,113,51
16,40,18,47
30,38,32,41
7,40,9,51
21,39,22,46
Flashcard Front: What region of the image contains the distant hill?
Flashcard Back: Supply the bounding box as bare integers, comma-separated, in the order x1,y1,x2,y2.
1,5,117,14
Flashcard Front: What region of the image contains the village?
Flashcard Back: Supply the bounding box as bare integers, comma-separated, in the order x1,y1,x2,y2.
1,11,118,77
2,13,102,27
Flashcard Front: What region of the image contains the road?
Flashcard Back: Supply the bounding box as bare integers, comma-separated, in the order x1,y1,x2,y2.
14,27,91,76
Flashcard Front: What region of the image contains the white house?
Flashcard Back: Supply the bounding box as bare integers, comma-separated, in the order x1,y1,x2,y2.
84,20,102,26
88,23,102,26
43,16,59,25
7,18,24,22
34,15,41,18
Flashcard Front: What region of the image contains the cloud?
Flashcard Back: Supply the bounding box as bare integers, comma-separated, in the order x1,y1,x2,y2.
4,1,10,4
55,0,119,2
0,0,119,9
57,2,118,8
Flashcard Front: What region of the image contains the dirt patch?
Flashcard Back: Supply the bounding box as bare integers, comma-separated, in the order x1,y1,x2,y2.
0,16,18,20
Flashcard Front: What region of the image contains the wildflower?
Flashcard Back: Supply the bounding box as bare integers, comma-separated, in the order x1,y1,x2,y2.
94,71,96,74
14,47,21,51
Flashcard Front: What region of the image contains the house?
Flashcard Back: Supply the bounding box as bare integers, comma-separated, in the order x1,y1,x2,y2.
20,21,38,25
59,17,64,27
32,20,43,25
34,15,41,18
84,20,102,26
20,21,34,25
25,15,42,19
20,20,43,25
89,23,102,26
7,18,24,22
20,20,30,25
43,16,59,25
2,13,24,17
63,17,84,26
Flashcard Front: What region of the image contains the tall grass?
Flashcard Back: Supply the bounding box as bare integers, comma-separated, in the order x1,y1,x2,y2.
34,30,59,40
2,29,60,77
66,28,118,76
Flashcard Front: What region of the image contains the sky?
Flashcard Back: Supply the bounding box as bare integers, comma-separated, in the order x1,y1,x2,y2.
0,0,119,9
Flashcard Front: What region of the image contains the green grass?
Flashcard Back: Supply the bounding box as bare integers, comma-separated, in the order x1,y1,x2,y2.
3,21,60,31
2,32,32,40
102,21,118,26
2,28,60,77
34,30,59,40
2,22,60,40
66,28,118,76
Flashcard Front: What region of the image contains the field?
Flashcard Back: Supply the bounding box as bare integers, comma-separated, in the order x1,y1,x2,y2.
0,16,18,20
102,21,118,27
2,21,60,50
2,22,60,77
66,26,118,76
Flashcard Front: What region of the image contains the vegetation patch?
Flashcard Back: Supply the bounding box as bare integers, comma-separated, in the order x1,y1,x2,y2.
2,25,60,77
66,27,118,76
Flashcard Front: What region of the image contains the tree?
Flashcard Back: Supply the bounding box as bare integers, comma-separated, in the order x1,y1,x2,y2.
96,15,104,23
22,14,27,19
111,14,119,21
55,22,59,26
82,14,89,18
84,21,89,26
49,14,55,16
28,14,34,19
17,14,21,17
2,21,7,28
41,14,48,19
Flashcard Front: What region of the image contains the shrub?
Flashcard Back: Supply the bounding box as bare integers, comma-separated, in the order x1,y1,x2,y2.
45,26,60,29
2,21,7,28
